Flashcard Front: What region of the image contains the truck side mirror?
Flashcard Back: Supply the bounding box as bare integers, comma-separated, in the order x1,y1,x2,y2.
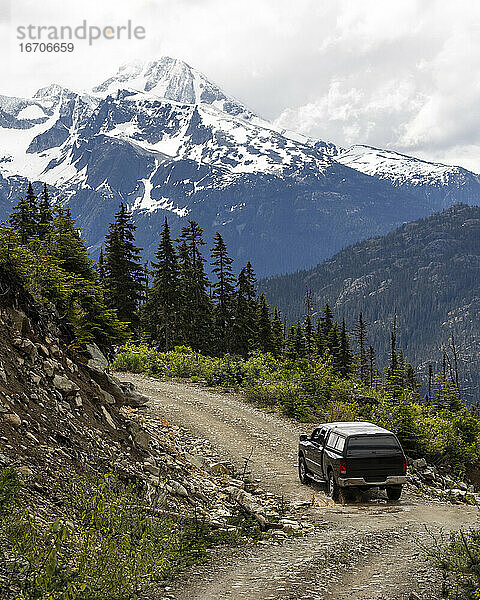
299,434,308,442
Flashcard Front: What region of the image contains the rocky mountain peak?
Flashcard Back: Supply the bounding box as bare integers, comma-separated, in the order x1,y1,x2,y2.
92,56,258,120
33,83,67,101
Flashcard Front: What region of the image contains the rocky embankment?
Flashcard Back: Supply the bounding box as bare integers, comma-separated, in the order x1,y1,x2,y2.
124,405,315,537
408,458,479,504
0,268,306,539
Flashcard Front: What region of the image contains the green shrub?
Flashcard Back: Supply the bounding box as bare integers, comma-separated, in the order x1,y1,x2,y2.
0,467,20,516
112,344,480,466
0,470,228,600
435,529,480,599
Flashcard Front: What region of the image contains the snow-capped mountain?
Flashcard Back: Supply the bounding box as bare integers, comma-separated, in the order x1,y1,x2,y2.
0,57,479,276
93,58,259,122
336,145,480,209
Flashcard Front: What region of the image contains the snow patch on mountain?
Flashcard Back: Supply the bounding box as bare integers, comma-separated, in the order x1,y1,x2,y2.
335,145,479,187
16,105,46,120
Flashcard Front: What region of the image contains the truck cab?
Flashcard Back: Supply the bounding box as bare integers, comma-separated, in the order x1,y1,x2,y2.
298,421,407,502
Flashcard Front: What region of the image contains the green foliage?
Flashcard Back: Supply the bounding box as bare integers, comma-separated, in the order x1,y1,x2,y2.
104,203,144,334
0,201,127,349
434,529,480,599
0,470,229,600
114,345,480,466
210,232,235,352
255,294,276,355
176,221,214,353
0,468,20,516
143,217,179,351
9,182,38,243
232,261,258,357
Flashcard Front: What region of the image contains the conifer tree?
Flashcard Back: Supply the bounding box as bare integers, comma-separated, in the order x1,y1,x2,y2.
144,218,179,350
316,303,334,354
38,183,53,239
303,313,316,356
326,322,341,364
177,221,213,352
293,323,308,358
210,233,235,351
285,325,298,359
54,208,94,279
388,313,399,376
26,182,38,220
255,293,275,354
104,203,143,332
303,290,316,356
32,205,126,348
232,262,257,356
271,308,284,357
338,319,353,377
434,376,463,413
405,363,418,392
10,183,38,243
352,312,369,384
98,248,105,285
368,345,376,387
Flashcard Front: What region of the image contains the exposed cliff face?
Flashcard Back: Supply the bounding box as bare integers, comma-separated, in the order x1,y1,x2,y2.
0,265,147,489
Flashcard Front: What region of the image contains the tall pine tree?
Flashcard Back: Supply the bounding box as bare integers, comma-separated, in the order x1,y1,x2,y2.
38,183,53,239
104,203,143,333
255,293,275,354
210,233,235,351
177,221,213,352
144,217,179,350
10,182,38,243
232,262,257,356
353,312,369,385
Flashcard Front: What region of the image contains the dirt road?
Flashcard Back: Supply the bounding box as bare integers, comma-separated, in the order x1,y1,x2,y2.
120,374,479,600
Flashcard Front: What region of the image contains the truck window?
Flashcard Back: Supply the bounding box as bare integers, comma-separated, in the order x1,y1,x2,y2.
346,435,402,456
326,432,342,450
334,436,345,452
312,428,326,445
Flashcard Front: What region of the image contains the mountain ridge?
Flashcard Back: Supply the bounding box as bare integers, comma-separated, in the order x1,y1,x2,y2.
260,203,480,398
1,56,480,276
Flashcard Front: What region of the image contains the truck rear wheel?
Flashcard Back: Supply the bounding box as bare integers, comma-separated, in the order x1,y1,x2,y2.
386,486,402,502
327,470,340,502
298,456,311,485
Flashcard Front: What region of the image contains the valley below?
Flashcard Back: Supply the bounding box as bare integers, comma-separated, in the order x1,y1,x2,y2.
120,374,479,600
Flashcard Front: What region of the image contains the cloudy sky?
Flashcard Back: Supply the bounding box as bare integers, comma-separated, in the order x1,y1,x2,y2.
1,0,480,170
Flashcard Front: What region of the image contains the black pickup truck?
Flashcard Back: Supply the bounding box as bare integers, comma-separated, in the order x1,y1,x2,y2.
298,421,407,501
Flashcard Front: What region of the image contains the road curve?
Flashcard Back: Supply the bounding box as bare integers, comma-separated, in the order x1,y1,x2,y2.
119,374,479,600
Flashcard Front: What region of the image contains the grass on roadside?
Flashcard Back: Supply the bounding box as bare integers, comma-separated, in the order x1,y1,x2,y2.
0,466,241,600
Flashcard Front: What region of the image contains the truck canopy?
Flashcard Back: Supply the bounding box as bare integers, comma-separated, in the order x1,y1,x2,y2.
345,434,403,456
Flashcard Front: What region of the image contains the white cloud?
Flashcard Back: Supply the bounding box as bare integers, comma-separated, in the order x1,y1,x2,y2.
1,0,480,170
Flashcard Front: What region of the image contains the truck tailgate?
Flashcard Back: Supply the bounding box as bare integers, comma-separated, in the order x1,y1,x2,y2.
346,455,404,480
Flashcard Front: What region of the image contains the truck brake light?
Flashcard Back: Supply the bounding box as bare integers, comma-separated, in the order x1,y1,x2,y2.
339,462,347,475
402,458,407,474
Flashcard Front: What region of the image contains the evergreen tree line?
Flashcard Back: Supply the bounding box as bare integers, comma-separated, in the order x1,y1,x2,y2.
3,188,465,406
2,183,127,348
101,204,434,398
101,205,284,357
281,302,422,393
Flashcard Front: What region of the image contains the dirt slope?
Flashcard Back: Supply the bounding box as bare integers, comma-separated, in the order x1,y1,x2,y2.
120,374,479,600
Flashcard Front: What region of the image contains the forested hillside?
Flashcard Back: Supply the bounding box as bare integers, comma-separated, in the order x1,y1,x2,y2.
260,204,480,400
2,182,480,600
